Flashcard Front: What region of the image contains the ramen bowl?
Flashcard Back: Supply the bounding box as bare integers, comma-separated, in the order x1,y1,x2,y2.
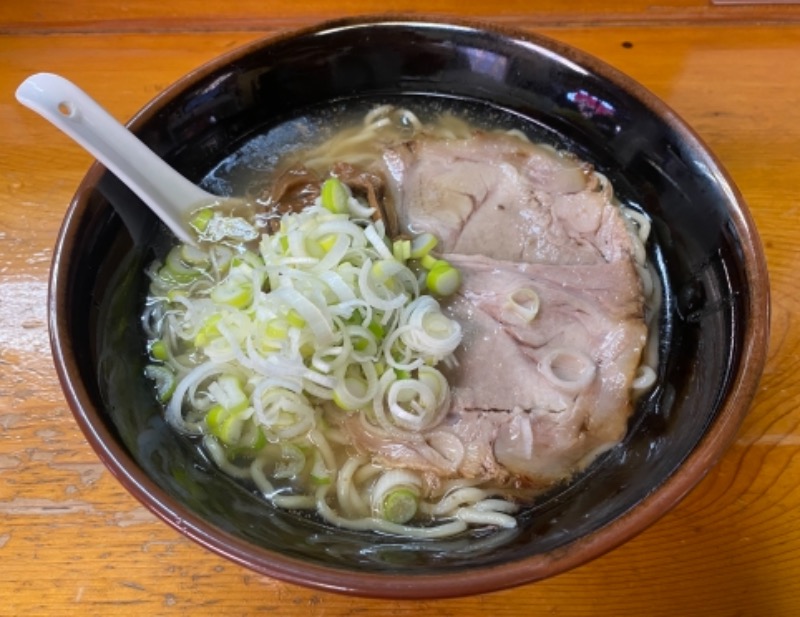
49,17,769,598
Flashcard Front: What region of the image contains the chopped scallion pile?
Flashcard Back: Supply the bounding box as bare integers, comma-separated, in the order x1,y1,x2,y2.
142,179,463,469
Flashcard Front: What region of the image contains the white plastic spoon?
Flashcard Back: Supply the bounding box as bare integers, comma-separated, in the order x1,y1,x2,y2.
16,72,224,245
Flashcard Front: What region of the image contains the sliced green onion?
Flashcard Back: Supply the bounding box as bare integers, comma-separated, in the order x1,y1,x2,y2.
410,233,438,259
209,244,235,274
367,320,385,340
332,376,367,411
204,376,260,449
505,287,540,322
205,404,229,438
318,233,337,252
149,339,169,361
144,364,176,403
381,488,419,524
321,177,350,214
161,245,201,284
426,261,461,297
364,223,394,260
269,286,336,347
166,289,187,303
400,296,462,357
210,375,248,413
274,443,307,479
235,420,266,452
392,239,411,262
210,278,253,308
286,309,307,328
207,405,259,448
180,243,210,267
386,377,440,430
310,450,332,485
352,337,369,352
371,259,406,284
371,469,422,524
189,208,214,232
420,253,439,271
146,199,468,515
265,318,289,340
194,314,221,347
305,237,325,258
237,250,264,270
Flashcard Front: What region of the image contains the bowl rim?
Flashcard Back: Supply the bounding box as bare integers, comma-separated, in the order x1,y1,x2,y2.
48,15,771,599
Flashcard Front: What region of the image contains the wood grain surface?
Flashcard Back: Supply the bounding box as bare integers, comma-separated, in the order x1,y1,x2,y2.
3,1,800,615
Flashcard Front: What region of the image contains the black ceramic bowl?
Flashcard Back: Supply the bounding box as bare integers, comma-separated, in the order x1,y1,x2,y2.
49,17,769,598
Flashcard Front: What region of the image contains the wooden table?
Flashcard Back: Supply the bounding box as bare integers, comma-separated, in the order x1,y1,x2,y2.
3,1,800,614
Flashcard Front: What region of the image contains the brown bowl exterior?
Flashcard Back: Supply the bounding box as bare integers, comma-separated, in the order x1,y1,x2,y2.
49,16,769,598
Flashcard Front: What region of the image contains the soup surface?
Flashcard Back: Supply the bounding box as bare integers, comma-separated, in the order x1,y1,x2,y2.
140,105,657,538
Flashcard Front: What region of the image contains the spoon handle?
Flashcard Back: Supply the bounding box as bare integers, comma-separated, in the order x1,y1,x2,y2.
16,72,212,244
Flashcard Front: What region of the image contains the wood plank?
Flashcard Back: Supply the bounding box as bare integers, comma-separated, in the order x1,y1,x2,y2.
3,0,800,33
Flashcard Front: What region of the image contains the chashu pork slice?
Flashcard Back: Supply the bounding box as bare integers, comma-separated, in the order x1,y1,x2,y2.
337,130,649,490
381,131,634,266
340,254,646,487
440,253,646,483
